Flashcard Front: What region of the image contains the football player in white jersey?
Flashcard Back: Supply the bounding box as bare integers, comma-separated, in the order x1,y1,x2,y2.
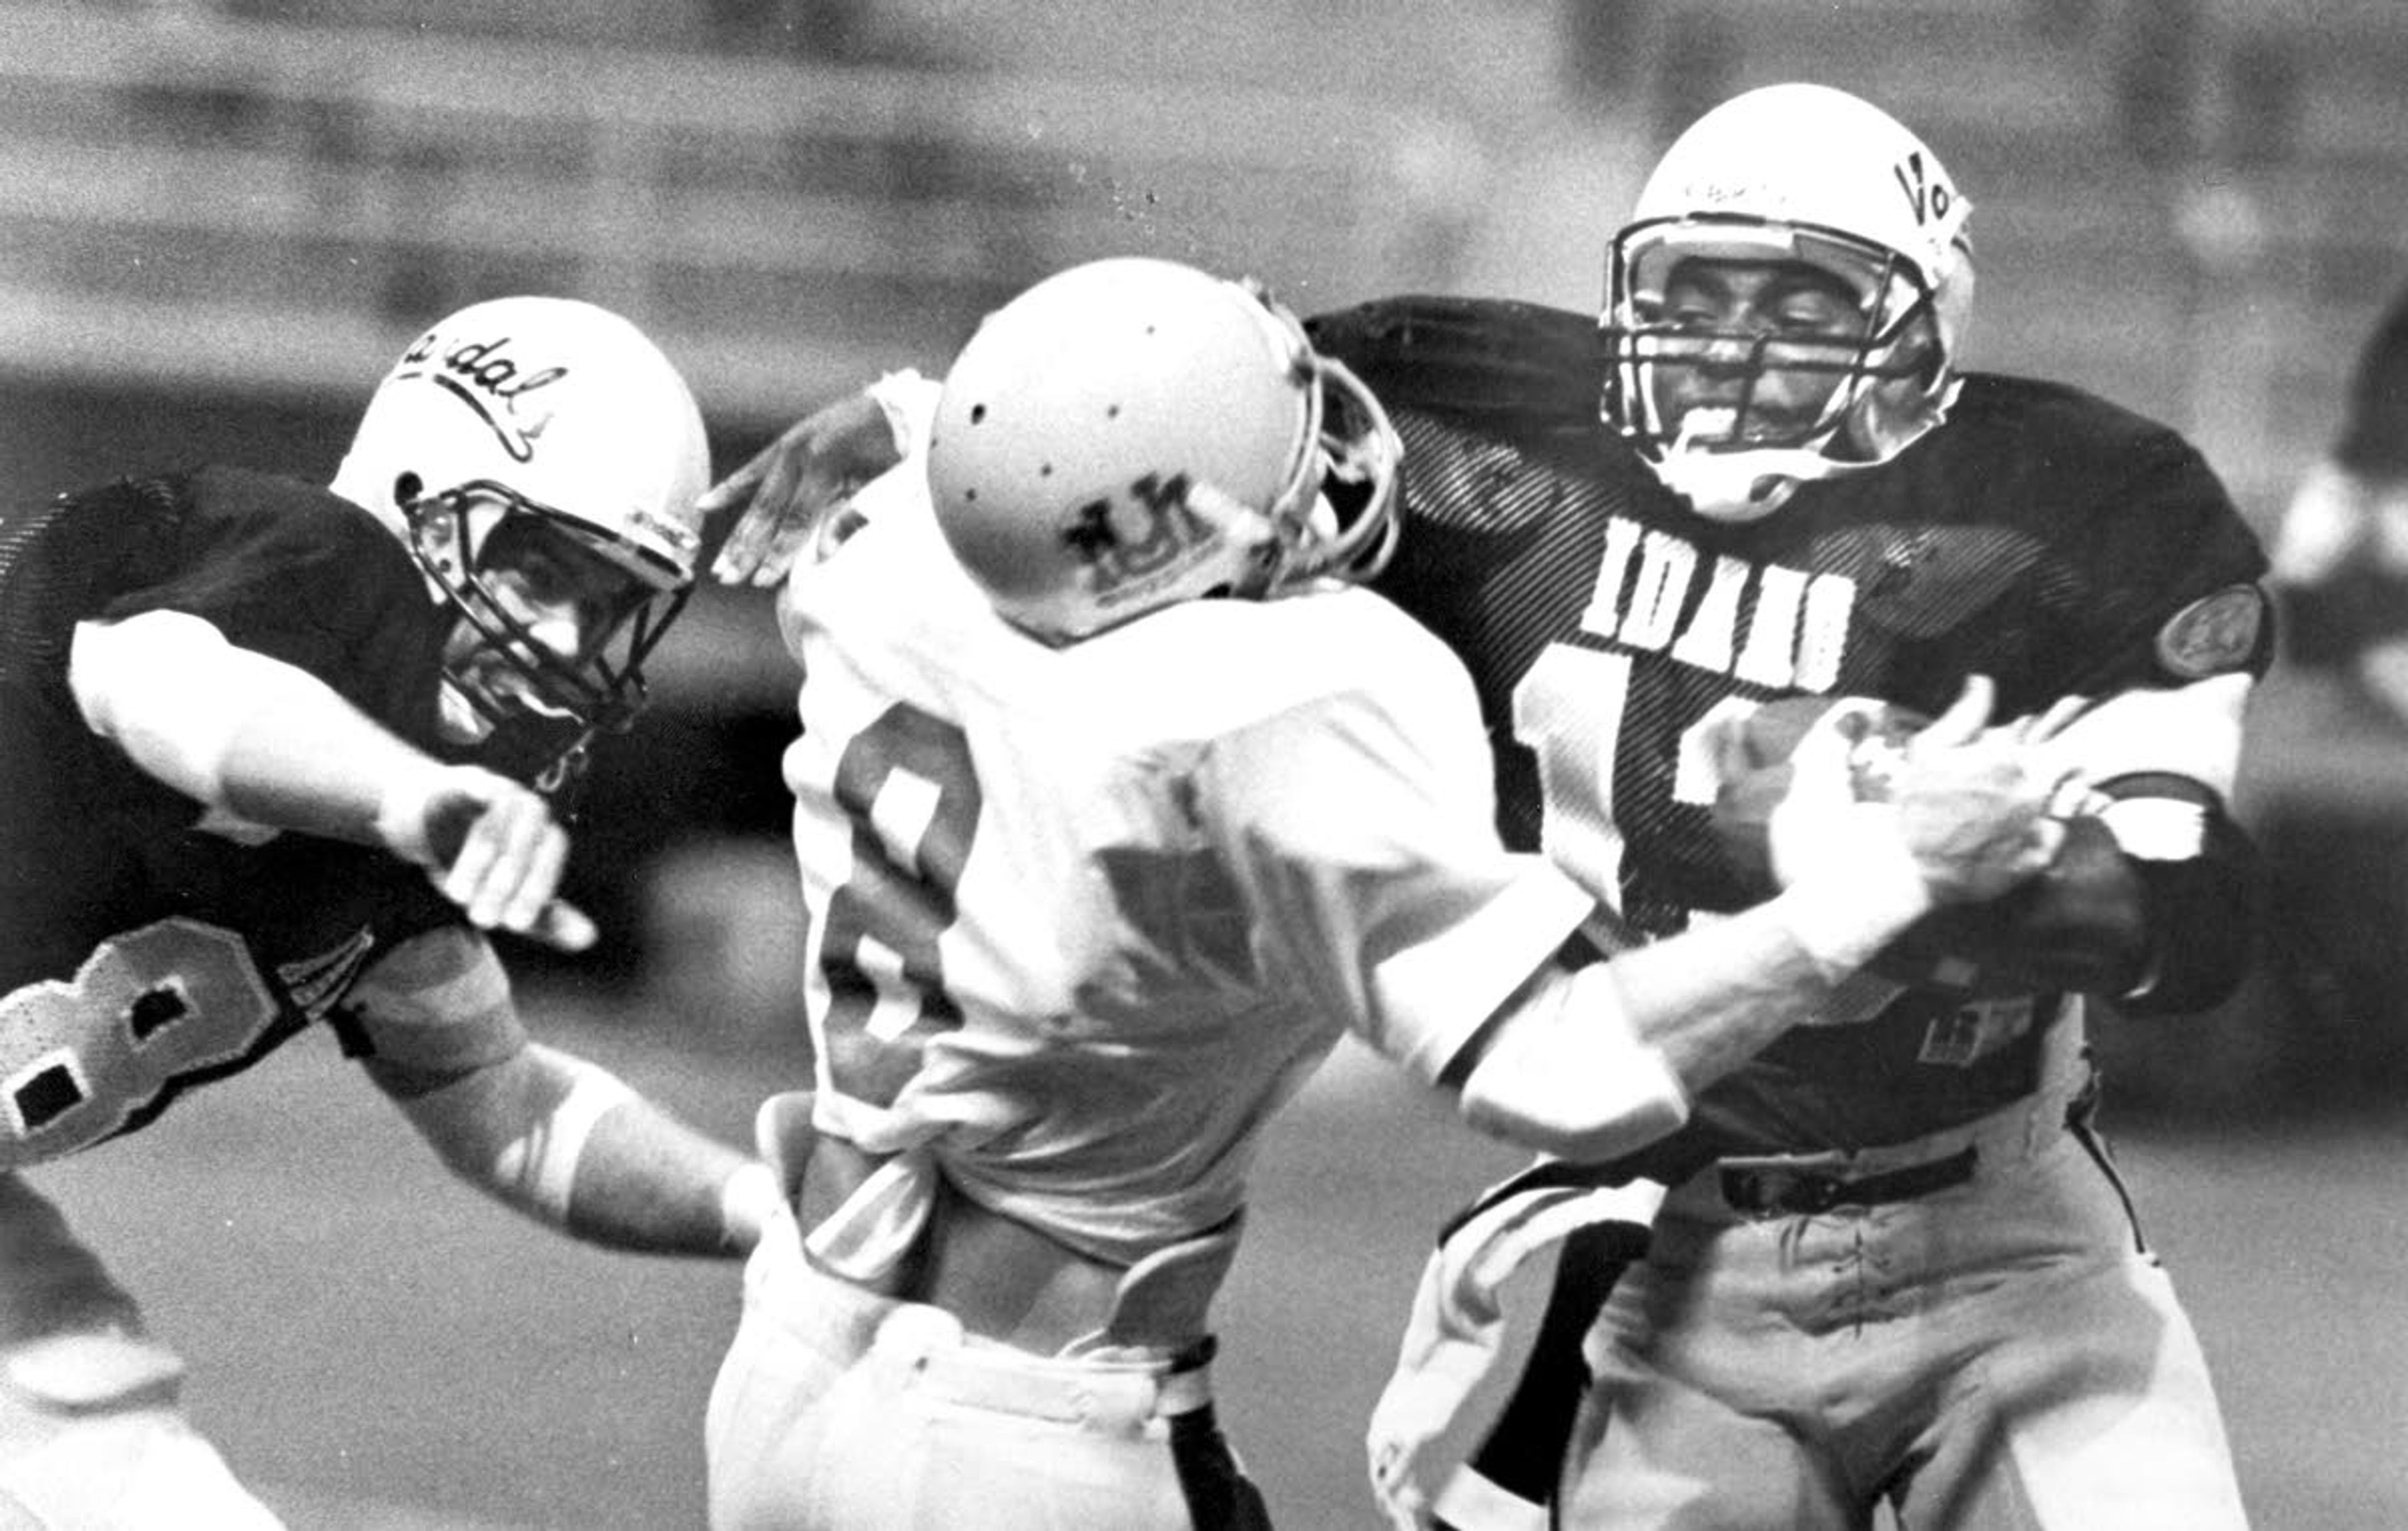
700,256,2074,1530
0,296,779,1527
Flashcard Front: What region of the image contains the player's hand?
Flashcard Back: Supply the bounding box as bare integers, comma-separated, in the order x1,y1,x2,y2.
1997,690,2096,748
374,765,596,952
1770,676,2071,907
1996,692,2116,823
701,391,899,587
1882,676,2079,903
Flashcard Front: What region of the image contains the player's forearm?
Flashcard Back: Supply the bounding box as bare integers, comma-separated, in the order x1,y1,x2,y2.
556,1096,777,1255
71,610,436,842
397,1043,773,1256
1605,883,1914,1078
761,371,934,500
1451,870,1931,1162
1451,960,1690,1162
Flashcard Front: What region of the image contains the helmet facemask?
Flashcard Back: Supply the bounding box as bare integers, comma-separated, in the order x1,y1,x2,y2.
1294,350,1403,590
1218,286,1403,602
1603,214,1965,522
406,480,692,798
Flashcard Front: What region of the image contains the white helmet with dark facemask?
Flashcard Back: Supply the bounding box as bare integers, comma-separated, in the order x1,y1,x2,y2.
330,295,709,793
1602,83,1976,522
925,257,1401,646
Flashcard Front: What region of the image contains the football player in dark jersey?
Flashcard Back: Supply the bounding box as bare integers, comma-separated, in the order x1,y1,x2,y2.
0,295,778,1527
1302,82,2270,1530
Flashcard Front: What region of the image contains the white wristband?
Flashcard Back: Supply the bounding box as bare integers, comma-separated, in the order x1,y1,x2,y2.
1772,849,1935,984
491,1058,637,1224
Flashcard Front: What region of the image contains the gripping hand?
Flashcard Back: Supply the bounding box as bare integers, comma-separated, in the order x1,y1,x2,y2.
374,765,594,952
1718,680,2138,995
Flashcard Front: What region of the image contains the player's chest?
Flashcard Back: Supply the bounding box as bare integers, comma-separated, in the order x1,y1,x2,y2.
1503,505,2053,707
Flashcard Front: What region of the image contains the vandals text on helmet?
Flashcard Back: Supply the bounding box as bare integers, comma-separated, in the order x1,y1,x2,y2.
396,330,569,463
1892,151,1954,231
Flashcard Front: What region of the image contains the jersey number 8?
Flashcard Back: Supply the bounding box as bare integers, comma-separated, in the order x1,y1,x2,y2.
812,702,985,1110
0,920,281,1166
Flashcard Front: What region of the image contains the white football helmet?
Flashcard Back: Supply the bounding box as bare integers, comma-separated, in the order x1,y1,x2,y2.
1602,83,1977,522
925,257,1400,644
330,295,709,791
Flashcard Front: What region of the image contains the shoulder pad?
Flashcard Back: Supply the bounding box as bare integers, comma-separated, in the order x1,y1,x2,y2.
1306,297,1603,424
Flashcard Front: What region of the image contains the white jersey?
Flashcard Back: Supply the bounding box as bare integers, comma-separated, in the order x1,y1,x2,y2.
776,466,1592,1279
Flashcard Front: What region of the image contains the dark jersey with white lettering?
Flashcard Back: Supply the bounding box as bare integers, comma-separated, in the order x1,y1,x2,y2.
1310,297,2272,1164
0,466,460,1166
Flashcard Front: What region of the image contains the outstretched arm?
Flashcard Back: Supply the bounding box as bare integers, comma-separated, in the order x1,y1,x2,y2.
702,371,937,586
346,927,778,1255
1447,678,2067,1161
70,608,588,948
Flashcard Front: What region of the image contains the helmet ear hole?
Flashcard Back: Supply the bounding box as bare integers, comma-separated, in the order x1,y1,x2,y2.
392,471,423,508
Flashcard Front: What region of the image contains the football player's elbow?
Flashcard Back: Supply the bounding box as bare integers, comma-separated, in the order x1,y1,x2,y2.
1437,962,1694,1160
388,1061,531,1186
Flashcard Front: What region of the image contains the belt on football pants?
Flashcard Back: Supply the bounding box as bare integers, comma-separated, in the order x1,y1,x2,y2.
1716,1144,1979,1218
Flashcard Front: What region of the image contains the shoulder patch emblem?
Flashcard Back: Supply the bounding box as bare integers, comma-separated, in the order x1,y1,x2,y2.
2155,584,2264,680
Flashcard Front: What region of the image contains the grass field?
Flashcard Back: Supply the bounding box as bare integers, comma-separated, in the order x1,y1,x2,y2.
31,993,2408,1529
